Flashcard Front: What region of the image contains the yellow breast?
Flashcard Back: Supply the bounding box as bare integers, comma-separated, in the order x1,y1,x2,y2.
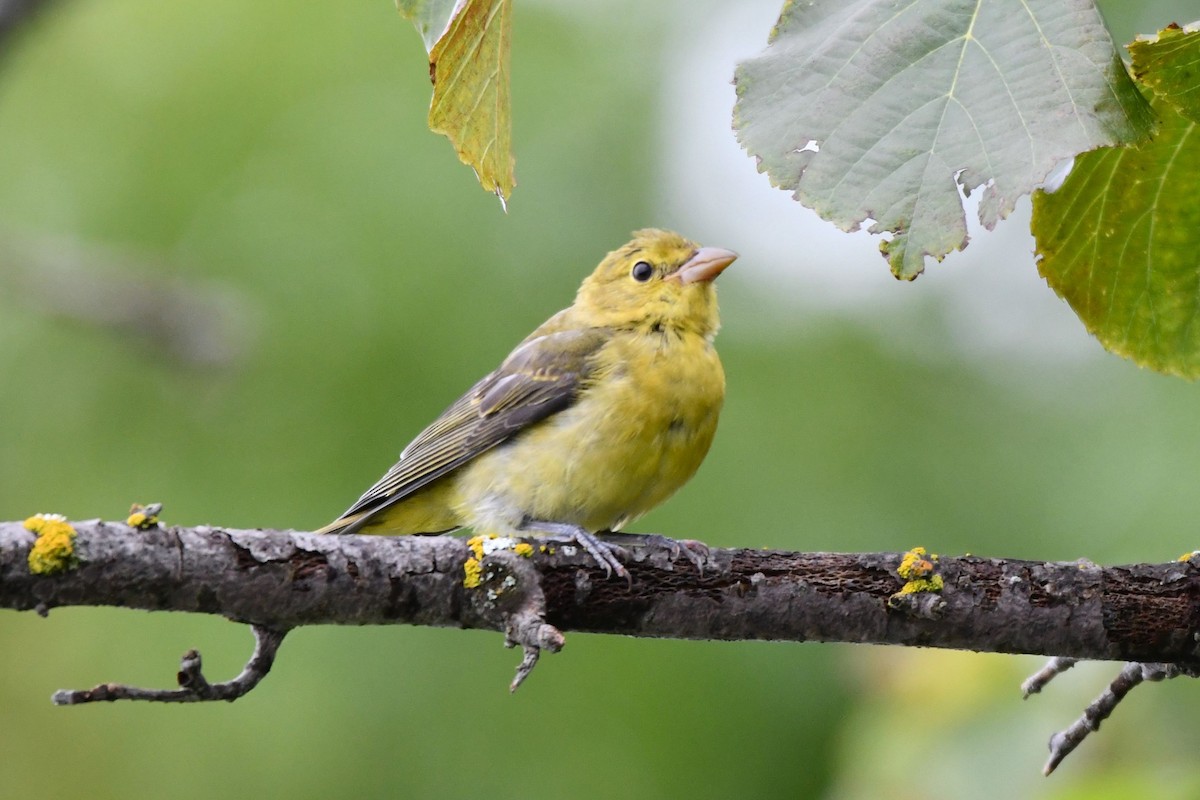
452,328,725,534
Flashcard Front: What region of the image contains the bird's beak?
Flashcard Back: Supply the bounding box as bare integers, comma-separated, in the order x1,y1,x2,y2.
674,247,738,284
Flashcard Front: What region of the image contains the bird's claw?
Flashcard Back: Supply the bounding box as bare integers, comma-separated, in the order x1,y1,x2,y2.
599,532,709,574
655,535,709,574
524,519,631,583
569,529,630,583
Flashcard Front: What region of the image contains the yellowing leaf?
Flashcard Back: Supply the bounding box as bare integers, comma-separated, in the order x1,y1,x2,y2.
1130,22,1200,124
397,0,515,207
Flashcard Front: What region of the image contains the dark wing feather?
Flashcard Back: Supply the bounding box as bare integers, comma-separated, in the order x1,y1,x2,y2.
331,326,610,533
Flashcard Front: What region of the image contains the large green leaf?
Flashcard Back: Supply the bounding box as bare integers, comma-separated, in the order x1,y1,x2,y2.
734,0,1154,279
397,0,515,206
1034,26,1200,378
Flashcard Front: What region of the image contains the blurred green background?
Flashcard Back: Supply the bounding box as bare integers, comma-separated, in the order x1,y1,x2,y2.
2,1,1199,797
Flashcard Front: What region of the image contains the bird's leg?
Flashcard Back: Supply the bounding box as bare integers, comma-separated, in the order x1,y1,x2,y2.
598,532,710,574
520,519,629,582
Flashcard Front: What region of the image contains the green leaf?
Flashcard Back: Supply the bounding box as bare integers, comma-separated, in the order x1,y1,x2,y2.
1129,22,1200,124
734,0,1154,280
397,0,515,206
1033,58,1200,377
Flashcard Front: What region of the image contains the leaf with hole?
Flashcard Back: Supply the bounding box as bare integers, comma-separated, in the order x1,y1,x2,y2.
734,0,1153,279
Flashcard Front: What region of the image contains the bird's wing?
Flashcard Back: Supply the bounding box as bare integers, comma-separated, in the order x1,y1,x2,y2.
329,326,610,532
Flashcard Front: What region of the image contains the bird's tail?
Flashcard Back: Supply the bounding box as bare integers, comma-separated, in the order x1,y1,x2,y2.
313,511,372,536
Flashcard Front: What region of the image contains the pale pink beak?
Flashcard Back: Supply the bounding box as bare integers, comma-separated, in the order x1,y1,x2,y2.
674,247,738,284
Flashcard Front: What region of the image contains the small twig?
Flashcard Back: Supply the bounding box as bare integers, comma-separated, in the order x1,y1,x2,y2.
468,547,565,692
52,624,288,705
505,612,565,692
1021,656,1077,698
1038,660,1200,775
508,646,543,693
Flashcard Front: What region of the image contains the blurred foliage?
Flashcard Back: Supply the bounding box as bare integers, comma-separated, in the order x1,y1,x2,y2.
1,1,1200,798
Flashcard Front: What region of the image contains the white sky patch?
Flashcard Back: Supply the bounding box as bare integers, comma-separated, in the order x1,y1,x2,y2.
1041,157,1075,194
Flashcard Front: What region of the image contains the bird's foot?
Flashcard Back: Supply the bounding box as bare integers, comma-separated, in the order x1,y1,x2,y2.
521,520,629,582
599,532,709,574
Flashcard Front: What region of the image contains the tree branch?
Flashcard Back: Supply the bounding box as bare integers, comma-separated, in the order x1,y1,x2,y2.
4,519,1200,661
5,517,1200,773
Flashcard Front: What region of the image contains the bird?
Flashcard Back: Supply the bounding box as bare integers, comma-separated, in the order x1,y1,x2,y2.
317,229,736,580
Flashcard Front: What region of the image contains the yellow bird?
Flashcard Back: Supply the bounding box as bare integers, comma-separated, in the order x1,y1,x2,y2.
318,229,736,579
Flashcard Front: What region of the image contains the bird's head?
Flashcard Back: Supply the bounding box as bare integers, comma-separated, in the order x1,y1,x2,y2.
575,229,737,338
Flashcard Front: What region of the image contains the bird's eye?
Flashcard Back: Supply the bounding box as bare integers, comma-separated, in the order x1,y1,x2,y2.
631,261,654,282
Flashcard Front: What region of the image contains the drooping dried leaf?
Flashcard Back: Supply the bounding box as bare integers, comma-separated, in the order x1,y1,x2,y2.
397,0,515,206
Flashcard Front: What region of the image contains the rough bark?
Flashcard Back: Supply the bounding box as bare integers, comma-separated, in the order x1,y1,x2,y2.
4,519,1200,666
